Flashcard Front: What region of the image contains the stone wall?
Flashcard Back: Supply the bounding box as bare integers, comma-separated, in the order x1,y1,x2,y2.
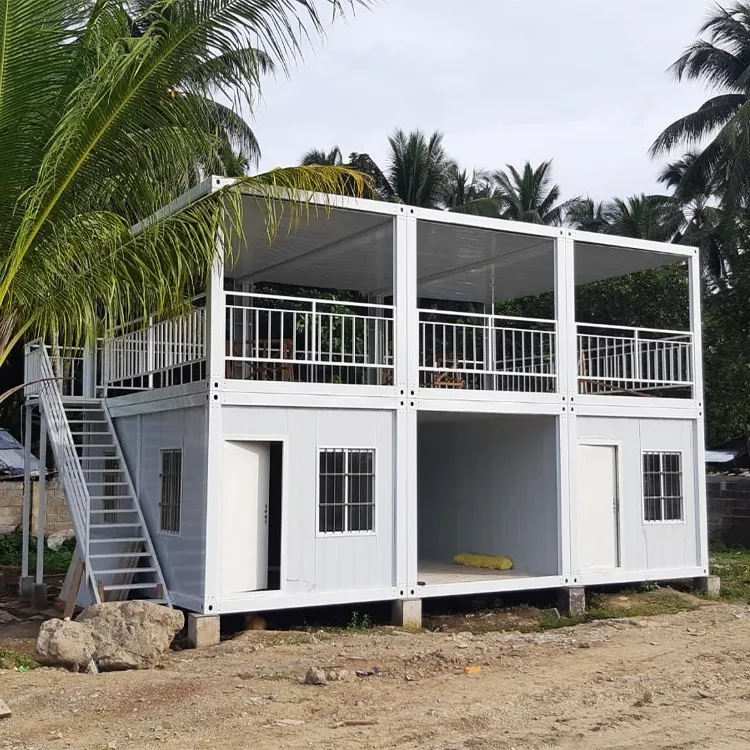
707,475,750,547
0,479,72,535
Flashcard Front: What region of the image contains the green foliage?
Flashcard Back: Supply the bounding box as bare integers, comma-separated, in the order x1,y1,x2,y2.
0,0,369,368
710,544,750,602
492,160,569,225
0,528,75,574
0,648,39,670
346,611,373,630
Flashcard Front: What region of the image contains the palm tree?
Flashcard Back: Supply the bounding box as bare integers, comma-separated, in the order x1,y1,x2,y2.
126,0,275,177
606,195,681,242
659,152,728,280
440,166,501,216
650,1,750,209
0,0,368,370
300,146,344,167
492,160,570,225
565,197,612,233
386,129,452,208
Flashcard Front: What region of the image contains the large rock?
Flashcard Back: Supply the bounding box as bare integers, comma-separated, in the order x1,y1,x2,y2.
76,601,184,670
36,618,96,670
36,602,184,671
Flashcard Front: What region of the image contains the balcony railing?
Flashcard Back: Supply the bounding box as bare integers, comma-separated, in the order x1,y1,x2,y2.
103,299,206,391
30,294,696,402
577,323,693,396
225,292,394,386
419,309,557,393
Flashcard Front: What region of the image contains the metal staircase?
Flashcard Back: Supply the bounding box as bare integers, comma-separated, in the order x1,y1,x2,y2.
33,344,171,606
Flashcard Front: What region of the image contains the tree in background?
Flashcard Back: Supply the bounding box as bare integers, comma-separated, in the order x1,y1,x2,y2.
650,1,750,211
566,197,613,233
492,160,570,225
301,146,344,166
385,129,452,208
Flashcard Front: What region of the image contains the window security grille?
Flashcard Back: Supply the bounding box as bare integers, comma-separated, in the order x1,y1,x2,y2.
642,451,683,522
319,449,375,534
159,449,182,533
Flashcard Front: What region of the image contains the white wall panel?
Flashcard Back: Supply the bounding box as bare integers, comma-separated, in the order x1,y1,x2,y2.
220,406,396,595
418,415,560,576
114,406,208,600
576,416,698,572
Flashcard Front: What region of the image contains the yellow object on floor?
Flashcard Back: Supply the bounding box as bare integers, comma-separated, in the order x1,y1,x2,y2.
453,553,514,571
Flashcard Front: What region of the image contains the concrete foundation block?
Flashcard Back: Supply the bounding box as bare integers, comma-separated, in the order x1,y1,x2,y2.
187,613,221,648
18,576,34,599
392,599,422,628
557,586,586,616
31,583,49,609
694,575,721,597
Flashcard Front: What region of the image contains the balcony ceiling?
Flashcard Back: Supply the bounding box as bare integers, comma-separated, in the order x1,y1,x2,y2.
229,198,684,302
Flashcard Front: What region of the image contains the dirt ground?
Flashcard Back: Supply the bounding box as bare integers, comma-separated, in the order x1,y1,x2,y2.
3,596,750,750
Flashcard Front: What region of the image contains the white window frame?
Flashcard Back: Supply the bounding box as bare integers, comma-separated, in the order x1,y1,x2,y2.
317,447,376,536
159,448,183,535
642,450,684,525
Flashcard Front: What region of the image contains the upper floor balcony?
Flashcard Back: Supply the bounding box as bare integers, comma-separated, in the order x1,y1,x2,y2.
25,190,699,405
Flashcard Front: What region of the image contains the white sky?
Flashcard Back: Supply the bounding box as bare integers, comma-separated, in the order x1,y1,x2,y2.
251,0,714,201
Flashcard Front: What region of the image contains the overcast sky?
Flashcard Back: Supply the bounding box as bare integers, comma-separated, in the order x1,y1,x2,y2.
252,0,714,201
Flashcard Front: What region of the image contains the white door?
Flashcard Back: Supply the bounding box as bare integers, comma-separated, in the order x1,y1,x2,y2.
577,444,619,571
220,440,270,594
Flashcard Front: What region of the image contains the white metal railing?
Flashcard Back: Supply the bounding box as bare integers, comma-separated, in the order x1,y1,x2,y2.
225,291,395,386
419,309,557,393
24,344,86,398
30,343,91,573
103,299,206,391
577,323,693,395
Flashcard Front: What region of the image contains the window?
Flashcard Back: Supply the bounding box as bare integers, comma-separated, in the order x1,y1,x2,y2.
159,449,182,533
642,452,683,522
319,449,375,534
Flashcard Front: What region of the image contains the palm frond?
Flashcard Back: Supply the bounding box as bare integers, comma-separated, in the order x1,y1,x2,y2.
650,94,746,155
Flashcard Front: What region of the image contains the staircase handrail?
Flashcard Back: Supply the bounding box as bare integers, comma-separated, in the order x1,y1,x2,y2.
32,342,96,597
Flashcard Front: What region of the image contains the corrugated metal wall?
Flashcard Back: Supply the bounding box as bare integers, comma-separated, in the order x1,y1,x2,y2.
114,407,208,600
417,415,560,576
576,417,698,572
220,406,395,594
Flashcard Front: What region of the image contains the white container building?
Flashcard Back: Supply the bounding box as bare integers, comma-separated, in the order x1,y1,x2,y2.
22,178,710,634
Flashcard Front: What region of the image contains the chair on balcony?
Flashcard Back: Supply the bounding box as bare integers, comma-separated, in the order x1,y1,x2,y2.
226,338,295,381
426,356,466,389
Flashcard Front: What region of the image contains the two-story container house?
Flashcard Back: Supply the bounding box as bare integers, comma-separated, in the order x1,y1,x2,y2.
22,177,710,638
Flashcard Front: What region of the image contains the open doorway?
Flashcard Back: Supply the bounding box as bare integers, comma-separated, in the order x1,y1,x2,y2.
220,440,283,595
417,413,560,587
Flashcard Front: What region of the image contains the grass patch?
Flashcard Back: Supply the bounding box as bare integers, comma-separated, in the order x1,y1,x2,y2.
0,528,74,574
0,648,39,670
537,590,698,631
710,543,750,602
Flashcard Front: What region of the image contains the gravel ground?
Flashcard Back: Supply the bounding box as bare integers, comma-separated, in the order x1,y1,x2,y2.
2,598,750,749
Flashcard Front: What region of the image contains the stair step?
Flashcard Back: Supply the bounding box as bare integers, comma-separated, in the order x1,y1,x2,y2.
85,482,128,486
89,536,146,544
90,523,142,529
78,456,117,461
89,497,134,502
103,583,160,591
67,420,107,425
75,444,115,449
89,552,151,559
95,568,157,575
71,431,111,435
89,509,138,514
